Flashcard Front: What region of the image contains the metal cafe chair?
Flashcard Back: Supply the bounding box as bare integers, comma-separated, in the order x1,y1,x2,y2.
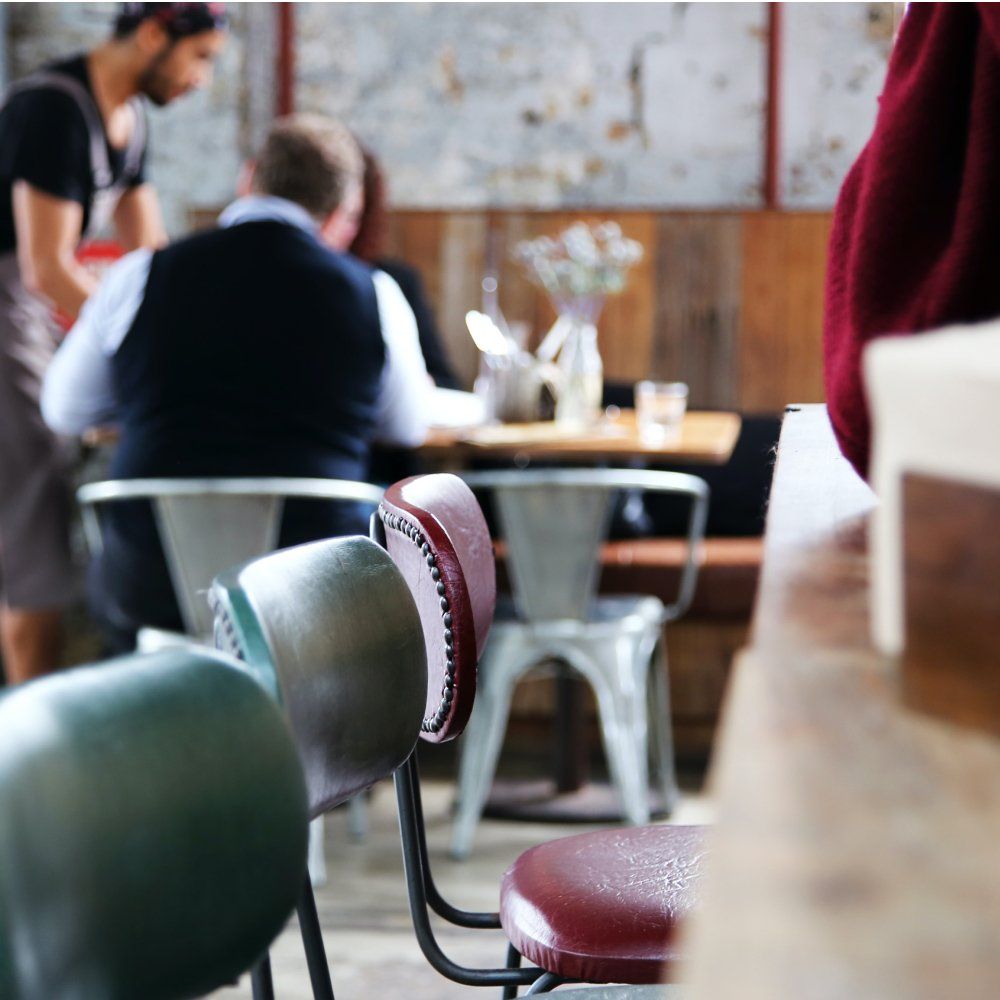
0,647,308,1000
209,535,428,1000
451,468,709,859
77,476,384,648
76,475,384,868
375,473,705,993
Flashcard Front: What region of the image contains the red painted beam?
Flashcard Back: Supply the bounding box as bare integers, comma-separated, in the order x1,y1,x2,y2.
275,3,296,116
764,2,782,209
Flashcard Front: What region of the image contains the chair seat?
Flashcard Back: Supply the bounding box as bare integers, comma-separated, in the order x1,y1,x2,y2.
494,594,666,637
533,988,682,999
499,825,707,984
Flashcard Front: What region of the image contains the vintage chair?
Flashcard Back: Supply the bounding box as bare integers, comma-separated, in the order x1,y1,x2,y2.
376,474,706,993
209,536,428,1000
77,476,384,647
0,647,308,1000
77,475,383,869
451,468,709,858
210,476,706,994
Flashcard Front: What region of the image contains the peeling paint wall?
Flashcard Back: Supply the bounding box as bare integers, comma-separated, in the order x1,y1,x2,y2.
781,3,892,208
298,2,769,208
2,2,893,224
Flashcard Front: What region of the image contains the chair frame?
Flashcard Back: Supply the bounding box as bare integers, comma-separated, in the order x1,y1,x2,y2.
459,468,709,623
369,511,548,992
451,468,709,856
77,476,384,639
210,534,426,1000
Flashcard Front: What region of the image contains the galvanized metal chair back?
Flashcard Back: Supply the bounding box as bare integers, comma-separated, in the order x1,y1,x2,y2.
460,469,710,623
378,473,496,744
209,536,427,818
77,477,384,638
0,648,308,1000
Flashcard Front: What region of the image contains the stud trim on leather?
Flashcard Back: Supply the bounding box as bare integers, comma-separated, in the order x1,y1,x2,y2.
379,505,455,733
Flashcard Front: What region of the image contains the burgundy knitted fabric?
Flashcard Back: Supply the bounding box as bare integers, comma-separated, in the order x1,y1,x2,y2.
824,3,1000,479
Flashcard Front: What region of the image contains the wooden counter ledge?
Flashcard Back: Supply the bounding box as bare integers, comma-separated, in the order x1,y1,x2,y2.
682,405,1000,999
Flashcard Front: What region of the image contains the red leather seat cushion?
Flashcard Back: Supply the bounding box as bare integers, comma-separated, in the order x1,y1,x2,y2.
499,825,707,984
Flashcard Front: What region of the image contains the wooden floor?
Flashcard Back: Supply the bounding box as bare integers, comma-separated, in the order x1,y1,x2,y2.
208,776,713,1000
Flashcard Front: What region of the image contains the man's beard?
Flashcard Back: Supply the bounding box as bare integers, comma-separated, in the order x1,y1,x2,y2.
137,44,175,107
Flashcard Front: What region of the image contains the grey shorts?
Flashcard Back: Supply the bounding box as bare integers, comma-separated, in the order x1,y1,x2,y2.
0,252,77,610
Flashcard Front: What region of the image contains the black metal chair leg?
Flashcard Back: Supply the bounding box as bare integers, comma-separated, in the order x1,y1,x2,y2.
297,874,335,1000
525,971,568,995
250,954,275,1000
502,942,522,998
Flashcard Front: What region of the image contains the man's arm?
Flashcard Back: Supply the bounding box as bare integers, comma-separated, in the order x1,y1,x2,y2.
41,248,153,435
113,183,168,251
372,270,431,447
13,181,96,319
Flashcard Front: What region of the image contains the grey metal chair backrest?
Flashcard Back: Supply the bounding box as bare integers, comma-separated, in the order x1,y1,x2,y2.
209,536,428,818
460,469,709,623
0,648,308,1000
77,477,384,637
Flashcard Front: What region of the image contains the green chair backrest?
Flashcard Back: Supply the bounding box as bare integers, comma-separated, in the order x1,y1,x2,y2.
0,649,308,1000
210,536,427,819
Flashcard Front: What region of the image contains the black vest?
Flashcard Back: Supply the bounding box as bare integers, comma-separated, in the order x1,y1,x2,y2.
110,219,385,483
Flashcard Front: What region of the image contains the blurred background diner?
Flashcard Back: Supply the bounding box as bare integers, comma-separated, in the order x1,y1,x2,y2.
5,5,998,1000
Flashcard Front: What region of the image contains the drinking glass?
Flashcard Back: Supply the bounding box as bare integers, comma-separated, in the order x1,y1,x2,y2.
635,381,688,443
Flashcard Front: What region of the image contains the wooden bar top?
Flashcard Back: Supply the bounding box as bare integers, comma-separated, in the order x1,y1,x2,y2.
421,410,740,464
682,405,1000,998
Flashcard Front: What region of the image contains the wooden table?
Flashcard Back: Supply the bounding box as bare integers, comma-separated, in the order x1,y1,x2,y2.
421,410,741,465
682,405,1000,998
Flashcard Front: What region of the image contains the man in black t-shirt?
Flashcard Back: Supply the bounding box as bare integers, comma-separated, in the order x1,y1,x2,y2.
0,3,227,684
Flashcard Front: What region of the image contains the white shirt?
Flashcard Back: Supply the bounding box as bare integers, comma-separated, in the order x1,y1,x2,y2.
41,195,430,448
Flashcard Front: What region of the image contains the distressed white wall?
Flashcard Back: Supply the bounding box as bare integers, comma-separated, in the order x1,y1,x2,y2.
298,2,768,208
3,2,894,225
781,2,892,208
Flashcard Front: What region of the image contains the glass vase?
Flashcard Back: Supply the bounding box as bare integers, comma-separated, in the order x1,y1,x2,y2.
554,318,603,427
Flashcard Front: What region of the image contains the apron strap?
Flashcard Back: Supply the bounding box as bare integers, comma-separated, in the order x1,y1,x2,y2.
3,72,115,191
123,98,147,182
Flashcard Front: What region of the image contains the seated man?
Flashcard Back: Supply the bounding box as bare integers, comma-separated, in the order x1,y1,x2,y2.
42,114,429,648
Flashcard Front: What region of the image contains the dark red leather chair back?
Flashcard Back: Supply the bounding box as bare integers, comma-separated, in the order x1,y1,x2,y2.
379,474,495,743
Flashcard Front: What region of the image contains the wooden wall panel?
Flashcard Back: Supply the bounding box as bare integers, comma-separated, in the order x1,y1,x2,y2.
387,211,444,303
437,213,489,389
739,212,830,412
785,213,832,406
653,214,743,409
597,213,657,383
389,208,832,409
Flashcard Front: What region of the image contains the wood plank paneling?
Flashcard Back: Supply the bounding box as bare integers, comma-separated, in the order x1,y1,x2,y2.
597,213,657,383
437,213,489,389
390,208,832,408
784,213,832,406
739,211,830,412
654,214,743,409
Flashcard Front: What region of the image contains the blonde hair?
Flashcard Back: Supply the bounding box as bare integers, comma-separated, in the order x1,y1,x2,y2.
252,114,362,220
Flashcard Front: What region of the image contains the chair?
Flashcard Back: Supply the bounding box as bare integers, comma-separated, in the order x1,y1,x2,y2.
77,476,384,875
375,474,706,992
210,477,706,993
451,468,709,858
209,535,428,1000
0,647,308,1000
77,476,384,647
